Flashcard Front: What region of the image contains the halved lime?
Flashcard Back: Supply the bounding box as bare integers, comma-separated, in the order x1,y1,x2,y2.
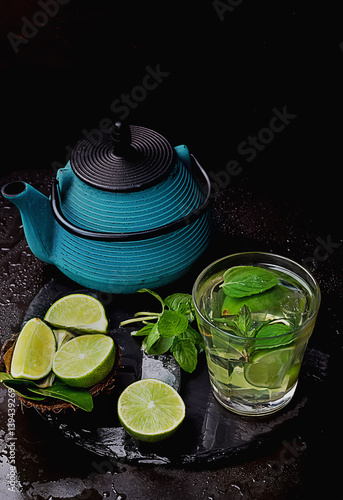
244,347,294,389
52,334,115,388
44,294,108,333
117,379,186,442
11,318,56,380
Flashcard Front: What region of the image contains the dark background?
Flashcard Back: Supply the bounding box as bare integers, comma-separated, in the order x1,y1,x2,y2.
1,1,342,226
1,2,342,499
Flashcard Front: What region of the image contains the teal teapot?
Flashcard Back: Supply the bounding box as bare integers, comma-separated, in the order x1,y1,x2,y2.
1,122,211,293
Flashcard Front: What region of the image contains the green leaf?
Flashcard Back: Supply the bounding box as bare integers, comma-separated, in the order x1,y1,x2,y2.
165,293,195,321
255,322,291,338
222,266,279,298
0,372,13,383
213,317,245,336
157,310,189,338
221,284,286,316
252,322,293,349
1,374,93,410
143,324,161,353
2,378,47,400
171,338,198,373
178,324,205,352
28,382,94,412
145,336,175,355
131,324,155,337
236,305,252,335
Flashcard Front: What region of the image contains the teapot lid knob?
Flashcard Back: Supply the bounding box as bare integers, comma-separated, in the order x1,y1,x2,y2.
70,123,175,192
111,121,132,156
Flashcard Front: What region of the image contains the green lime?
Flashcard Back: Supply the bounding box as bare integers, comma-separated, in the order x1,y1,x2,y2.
117,379,186,442
11,318,56,380
286,363,301,389
44,294,108,333
244,347,294,389
221,284,286,316
52,334,115,388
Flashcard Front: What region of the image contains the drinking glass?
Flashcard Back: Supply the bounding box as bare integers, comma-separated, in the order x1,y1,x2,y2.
192,252,321,416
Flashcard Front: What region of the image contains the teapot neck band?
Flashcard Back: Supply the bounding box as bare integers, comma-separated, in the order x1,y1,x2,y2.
51,155,211,242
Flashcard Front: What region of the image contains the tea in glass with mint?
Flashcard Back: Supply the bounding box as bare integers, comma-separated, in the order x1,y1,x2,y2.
192,253,321,416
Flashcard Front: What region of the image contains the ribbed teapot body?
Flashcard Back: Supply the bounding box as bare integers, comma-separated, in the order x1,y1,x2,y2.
52,149,211,293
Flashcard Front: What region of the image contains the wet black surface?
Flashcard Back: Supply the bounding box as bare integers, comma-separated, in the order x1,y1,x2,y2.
17,277,330,467
1,2,343,498
0,169,341,498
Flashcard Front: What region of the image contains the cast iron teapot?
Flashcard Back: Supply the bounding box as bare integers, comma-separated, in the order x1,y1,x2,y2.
1,122,211,293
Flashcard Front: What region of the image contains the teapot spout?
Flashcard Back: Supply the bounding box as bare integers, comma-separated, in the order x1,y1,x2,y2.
1,181,55,264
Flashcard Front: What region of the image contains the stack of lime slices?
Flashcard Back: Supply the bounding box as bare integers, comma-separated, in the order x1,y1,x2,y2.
9,294,115,395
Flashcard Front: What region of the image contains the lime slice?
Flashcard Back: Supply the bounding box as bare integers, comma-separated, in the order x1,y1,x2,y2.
44,294,108,333
11,318,56,380
53,334,115,388
117,379,186,442
244,347,294,389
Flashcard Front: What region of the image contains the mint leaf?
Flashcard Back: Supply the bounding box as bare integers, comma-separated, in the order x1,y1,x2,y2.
236,305,252,335
171,338,198,373
165,293,195,321
146,336,175,355
254,322,291,338
181,324,205,352
143,324,161,352
252,322,293,349
222,266,278,298
158,310,189,338
131,324,155,337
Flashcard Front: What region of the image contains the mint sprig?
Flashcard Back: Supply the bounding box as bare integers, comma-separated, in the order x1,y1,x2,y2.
119,289,204,373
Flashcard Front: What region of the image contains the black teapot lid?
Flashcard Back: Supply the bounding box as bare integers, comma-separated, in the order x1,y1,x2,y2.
70,122,175,192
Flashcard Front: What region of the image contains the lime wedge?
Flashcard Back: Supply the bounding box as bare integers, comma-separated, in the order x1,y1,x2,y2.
53,329,75,349
117,379,186,442
52,334,115,388
11,318,56,380
44,294,108,333
244,347,294,389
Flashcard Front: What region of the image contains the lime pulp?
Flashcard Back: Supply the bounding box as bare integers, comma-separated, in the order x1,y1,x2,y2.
11,318,56,380
244,347,294,389
52,334,115,388
44,294,108,333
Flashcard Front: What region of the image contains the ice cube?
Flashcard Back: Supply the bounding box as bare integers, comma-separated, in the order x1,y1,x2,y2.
141,352,181,391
